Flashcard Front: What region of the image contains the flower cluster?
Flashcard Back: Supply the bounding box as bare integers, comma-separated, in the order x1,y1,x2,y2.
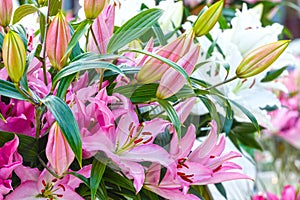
0,0,292,199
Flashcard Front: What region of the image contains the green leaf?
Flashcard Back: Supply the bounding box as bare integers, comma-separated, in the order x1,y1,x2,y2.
41,95,82,166
128,49,191,85
49,0,62,16
56,74,76,99
230,132,263,151
198,96,221,133
152,22,167,46
261,66,287,82
107,8,163,53
52,60,123,86
0,32,4,48
69,24,83,60
231,122,259,134
90,159,106,200
12,4,40,24
63,19,91,60
157,98,181,140
0,132,38,163
215,183,227,199
229,100,260,135
0,80,27,100
223,106,233,135
130,83,158,103
39,13,46,42
103,168,135,192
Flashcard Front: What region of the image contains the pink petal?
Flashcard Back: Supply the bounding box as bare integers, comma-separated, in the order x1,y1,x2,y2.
122,144,175,171
14,165,40,183
189,120,218,161
144,185,200,200
170,125,196,158
282,185,297,200
5,181,39,200
175,97,197,124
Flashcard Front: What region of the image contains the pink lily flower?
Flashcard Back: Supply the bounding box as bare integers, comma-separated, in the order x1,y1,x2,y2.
6,165,91,200
83,110,176,192
46,122,75,176
87,4,115,54
137,31,194,84
282,185,300,200
170,121,251,186
0,136,22,198
156,44,200,99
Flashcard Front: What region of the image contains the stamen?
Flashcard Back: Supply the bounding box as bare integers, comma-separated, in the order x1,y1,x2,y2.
52,178,58,183
58,184,66,192
128,122,134,132
42,180,46,187
142,132,152,135
213,165,222,173
249,79,256,89
57,194,63,198
134,138,143,144
210,155,215,158
142,136,153,144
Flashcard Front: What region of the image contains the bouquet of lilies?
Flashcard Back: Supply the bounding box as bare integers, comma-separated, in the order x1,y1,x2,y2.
0,0,291,199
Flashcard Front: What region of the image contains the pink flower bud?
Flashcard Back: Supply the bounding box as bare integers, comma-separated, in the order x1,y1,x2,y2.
156,44,200,99
2,31,26,83
46,11,71,70
84,0,108,19
137,32,194,84
46,122,75,176
0,0,12,27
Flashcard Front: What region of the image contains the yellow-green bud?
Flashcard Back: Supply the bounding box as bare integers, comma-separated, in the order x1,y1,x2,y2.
193,0,224,37
236,40,290,79
84,0,108,19
2,31,27,83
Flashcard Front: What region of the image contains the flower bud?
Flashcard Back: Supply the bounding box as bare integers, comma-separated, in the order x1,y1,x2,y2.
193,0,224,37
46,122,75,176
156,44,200,99
84,0,108,19
46,11,71,70
38,0,46,6
2,31,26,83
236,40,290,79
0,0,13,27
137,32,194,84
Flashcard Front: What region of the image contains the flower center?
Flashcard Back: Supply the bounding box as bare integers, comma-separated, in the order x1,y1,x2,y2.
36,179,65,199
116,122,153,154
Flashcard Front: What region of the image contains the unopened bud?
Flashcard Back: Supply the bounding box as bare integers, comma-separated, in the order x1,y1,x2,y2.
46,11,71,70
0,0,13,27
84,0,108,19
236,40,290,78
193,0,224,37
2,31,26,83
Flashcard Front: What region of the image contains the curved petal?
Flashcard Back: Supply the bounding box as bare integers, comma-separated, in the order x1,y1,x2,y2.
5,181,39,200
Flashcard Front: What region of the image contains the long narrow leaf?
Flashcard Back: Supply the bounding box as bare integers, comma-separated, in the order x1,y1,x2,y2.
52,61,123,86
107,9,163,53
129,49,191,85
0,80,27,100
229,99,260,135
63,19,91,60
90,159,106,200
157,98,181,140
42,95,82,166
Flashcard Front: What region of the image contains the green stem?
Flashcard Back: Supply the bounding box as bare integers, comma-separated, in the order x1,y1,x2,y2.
205,76,237,90
38,155,61,179
41,0,51,86
89,26,105,90
14,83,38,105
